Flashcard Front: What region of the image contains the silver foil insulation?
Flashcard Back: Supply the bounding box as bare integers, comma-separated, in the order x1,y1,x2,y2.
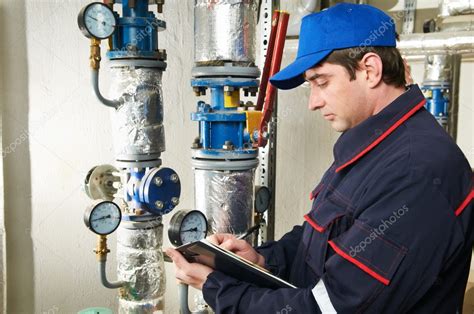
194,169,255,236
194,0,258,65
423,54,455,84
110,67,165,162
117,223,166,313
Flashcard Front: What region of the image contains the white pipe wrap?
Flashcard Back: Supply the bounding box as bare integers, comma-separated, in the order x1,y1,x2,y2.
117,223,165,314
440,0,474,17
398,31,474,55
194,0,258,64
194,169,255,237
109,67,165,161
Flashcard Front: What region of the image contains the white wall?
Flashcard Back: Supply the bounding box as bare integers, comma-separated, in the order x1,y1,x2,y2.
0,1,472,313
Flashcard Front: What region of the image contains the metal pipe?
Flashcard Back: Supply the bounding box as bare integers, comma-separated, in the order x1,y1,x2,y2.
91,70,120,108
397,31,474,55
179,284,191,314
99,261,125,289
440,0,474,17
194,0,258,65
258,12,289,147
117,221,166,313
448,54,462,139
286,0,321,37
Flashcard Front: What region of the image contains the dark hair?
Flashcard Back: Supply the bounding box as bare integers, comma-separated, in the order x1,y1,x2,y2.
323,46,406,88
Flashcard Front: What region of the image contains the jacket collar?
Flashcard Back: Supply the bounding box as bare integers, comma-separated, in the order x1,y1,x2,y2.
334,84,426,173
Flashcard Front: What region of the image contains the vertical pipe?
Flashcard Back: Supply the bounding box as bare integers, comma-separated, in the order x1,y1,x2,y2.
448,54,461,139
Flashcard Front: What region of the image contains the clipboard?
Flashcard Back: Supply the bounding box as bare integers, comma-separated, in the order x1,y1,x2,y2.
176,239,297,289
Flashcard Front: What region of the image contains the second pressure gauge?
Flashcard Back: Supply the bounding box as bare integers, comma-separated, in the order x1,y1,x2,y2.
168,210,208,246
78,2,117,39
84,200,122,235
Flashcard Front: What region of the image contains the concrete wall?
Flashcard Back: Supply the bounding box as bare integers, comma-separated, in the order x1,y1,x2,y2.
0,0,472,313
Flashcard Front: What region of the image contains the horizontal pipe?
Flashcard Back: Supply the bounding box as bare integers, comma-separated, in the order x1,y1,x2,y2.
398,31,474,55
440,0,474,17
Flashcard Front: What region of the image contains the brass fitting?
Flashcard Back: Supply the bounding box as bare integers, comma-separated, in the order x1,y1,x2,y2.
90,38,102,70
94,235,110,262
156,0,165,13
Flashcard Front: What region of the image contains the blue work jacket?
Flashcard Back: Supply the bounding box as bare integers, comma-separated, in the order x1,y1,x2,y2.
202,85,474,313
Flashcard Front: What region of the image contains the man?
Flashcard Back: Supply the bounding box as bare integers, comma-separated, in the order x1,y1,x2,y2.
166,3,474,313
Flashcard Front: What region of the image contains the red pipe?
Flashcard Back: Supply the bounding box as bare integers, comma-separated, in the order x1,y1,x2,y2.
255,11,281,111
258,11,289,148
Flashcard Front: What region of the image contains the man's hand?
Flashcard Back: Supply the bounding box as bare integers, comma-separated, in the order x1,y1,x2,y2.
207,233,266,268
165,248,214,290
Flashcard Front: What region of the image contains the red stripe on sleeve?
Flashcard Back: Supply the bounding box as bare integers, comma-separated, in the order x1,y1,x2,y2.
328,240,390,286
304,214,325,233
455,189,474,216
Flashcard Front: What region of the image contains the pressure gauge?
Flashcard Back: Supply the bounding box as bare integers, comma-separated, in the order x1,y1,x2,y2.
255,186,271,214
168,210,208,246
78,2,117,39
84,200,122,235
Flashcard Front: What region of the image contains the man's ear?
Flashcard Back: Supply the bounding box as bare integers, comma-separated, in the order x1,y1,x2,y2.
359,52,383,88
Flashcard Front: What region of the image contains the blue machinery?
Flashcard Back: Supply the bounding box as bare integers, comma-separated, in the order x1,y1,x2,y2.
79,0,267,313
80,1,178,312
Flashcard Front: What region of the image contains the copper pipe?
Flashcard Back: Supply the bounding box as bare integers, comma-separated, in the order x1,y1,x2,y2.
255,11,281,111
258,12,289,147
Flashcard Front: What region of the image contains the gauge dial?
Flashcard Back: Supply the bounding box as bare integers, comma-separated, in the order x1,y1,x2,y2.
78,2,117,39
168,210,208,246
84,201,121,235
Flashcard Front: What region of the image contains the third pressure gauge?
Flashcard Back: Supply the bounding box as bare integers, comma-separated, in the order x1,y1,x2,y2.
78,2,117,39
168,210,208,246
255,186,271,214
84,200,122,235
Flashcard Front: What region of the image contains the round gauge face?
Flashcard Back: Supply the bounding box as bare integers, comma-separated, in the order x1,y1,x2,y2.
255,186,271,213
87,201,121,235
78,3,116,39
179,211,208,245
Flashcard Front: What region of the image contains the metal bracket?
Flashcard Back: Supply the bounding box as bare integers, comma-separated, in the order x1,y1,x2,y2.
256,0,277,244
402,0,417,35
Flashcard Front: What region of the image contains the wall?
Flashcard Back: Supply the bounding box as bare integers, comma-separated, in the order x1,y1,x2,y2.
0,0,472,313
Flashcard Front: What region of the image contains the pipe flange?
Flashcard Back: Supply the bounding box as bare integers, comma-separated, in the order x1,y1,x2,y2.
120,216,163,230
116,159,162,169
108,59,167,69
191,157,259,171
191,65,260,78
192,149,258,160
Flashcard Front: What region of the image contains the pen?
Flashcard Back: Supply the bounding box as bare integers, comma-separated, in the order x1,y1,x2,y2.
237,224,261,240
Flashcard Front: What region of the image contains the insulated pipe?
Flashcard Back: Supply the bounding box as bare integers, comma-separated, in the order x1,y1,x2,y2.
286,0,321,37
440,0,474,17
397,31,474,55
91,70,120,108
99,261,125,289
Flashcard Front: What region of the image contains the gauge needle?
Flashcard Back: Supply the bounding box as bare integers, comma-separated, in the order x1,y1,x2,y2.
92,214,111,222
87,16,108,26
181,227,198,232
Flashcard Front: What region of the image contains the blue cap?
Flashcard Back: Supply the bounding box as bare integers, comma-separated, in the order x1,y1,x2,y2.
270,3,396,90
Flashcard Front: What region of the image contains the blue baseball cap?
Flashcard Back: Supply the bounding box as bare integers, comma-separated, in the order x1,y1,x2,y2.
270,3,397,90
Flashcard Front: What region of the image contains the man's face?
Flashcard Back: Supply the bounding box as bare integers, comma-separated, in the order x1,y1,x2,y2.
304,62,372,132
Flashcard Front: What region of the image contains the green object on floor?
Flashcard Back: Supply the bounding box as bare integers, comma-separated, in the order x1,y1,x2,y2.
78,307,113,314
